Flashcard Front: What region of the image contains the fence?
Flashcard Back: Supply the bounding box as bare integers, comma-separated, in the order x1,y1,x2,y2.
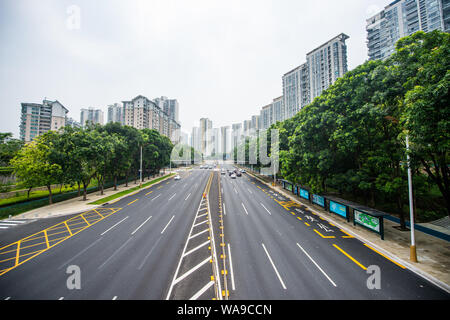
0,176,139,219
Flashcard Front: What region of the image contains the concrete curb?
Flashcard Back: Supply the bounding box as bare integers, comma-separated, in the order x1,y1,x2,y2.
13,173,176,221
243,169,450,294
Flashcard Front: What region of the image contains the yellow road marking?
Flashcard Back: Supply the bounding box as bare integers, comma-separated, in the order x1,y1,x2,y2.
304,222,310,226
333,244,367,270
313,229,335,239
145,190,153,195
297,216,302,221
364,244,406,269
127,199,138,205
340,229,354,238
0,208,121,277
80,214,91,226
44,230,50,248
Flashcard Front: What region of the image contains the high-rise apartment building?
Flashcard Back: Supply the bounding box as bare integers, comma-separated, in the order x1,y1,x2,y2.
251,115,260,131
366,0,448,60
282,34,348,119
272,96,284,124
199,118,212,156
260,103,274,130
231,123,243,152
19,99,68,142
306,33,349,100
107,103,123,123
122,95,181,143
220,126,230,158
191,127,201,152
154,96,180,123
80,108,104,127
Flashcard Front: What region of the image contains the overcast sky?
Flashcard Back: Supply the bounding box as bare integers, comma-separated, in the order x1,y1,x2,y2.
0,0,391,138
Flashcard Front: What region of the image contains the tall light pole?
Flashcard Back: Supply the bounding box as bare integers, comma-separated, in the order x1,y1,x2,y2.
385,116,417,262
139,145,143,188
406,135,417,262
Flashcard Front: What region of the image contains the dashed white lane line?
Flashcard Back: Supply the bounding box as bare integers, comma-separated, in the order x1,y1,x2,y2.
189,281,215,300
241,203,249,215
185,193,191,201
98,237,134,269
247,188,253,194
223,202,226,216
151,194,161,201
296,243,337,287
261,243,287,290
131,216,152,235
260,203,272,215
161,215,175,234
168,193,176,201
227,244,236,291
100,216,129,236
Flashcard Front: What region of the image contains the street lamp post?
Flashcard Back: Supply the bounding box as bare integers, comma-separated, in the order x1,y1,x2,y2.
406,135,417,262
139,145,143,188
385,116,417,262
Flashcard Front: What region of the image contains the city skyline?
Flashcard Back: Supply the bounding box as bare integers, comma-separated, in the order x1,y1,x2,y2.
1,0,394,139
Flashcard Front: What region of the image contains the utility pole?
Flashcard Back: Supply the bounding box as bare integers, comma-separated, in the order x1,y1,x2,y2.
406,135,417,262
139,145,143,188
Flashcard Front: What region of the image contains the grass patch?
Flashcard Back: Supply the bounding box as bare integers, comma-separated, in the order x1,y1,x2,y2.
88,174,174,205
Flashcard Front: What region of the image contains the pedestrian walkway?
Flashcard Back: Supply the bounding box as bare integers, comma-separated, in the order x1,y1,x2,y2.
245,170,450,290
8,174,174,221
0,219,36,231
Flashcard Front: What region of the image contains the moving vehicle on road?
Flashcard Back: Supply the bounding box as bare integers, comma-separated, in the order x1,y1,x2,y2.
174,175,181,180
230,173,236,179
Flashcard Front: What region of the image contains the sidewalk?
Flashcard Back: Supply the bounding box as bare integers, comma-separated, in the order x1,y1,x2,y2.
245,170,450,291
13,173,174,220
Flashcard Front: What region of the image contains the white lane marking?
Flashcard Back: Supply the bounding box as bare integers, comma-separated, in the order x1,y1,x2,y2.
223,202,226,216
4,297,11,300
189,228,209,240
138,236,163,270
161,215,175,234
168,193,176,201
227,244,236,291
112,296,118,300
0,223,19,226
296,243,337,287
241,203,249,215
166,189,208,300
196,212,208,219
260,203,272,215
173,256,212,285
185,193,191,201
98,237,134,269
247,188,253,194
131,216,152,235
193,219,208,228
4,220,27,223
234,187,238,194
151,194,161,201
58,237,103,270
189,281,215,300
58,297,64,300
0,226,10,229
183,240,210,258
100,216,129,236
261,243,286,290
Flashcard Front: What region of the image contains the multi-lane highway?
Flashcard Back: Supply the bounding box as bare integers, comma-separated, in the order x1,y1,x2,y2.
0,169,217,300
0,165,449,300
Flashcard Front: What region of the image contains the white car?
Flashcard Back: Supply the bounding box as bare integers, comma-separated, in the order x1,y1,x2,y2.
174,175,181,180
230,173,236,179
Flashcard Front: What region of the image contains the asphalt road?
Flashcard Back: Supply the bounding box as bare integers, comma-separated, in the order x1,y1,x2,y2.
0,165,449,300
0,169,213,300
220,165,450,300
